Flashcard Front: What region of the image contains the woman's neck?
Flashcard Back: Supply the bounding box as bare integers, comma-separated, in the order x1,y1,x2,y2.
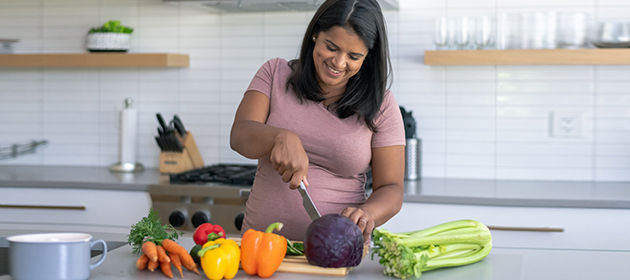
320,85,345,105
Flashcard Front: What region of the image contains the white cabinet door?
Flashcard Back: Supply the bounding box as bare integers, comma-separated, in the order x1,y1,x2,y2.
381,202,630,251
0,188,151,234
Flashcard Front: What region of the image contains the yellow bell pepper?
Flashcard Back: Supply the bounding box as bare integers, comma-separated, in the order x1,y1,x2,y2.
197,238,240,280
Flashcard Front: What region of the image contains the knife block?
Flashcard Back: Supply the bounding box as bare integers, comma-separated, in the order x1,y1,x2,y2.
159,131,204,174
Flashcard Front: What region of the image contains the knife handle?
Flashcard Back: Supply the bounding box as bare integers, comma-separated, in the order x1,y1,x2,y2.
156,113,168,132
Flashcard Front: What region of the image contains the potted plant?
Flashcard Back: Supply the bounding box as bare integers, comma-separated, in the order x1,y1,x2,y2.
86,20,134,52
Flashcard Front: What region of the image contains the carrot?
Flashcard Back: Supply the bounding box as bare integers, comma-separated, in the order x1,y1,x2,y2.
170,253,184,278
136,254,149,270
156,245,171,263
160,261,174,278
147,259,159,272
161,239,200,275
142,241,158,263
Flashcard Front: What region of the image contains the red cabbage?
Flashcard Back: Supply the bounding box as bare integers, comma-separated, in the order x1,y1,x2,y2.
304,214,364,268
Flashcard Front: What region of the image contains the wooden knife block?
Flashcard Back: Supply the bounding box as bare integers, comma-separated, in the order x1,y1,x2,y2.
159,131,204,174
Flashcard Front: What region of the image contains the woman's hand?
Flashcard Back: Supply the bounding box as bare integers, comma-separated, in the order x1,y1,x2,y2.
270,131,309,189
341,207,375,245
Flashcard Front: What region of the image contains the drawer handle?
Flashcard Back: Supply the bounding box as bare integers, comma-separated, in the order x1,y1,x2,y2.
0,204,86,211
487,225,564,232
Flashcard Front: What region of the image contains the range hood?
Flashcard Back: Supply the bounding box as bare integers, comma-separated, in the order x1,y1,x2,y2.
165,0,399,12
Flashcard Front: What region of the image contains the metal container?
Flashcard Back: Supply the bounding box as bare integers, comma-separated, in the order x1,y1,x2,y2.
405,138,421,180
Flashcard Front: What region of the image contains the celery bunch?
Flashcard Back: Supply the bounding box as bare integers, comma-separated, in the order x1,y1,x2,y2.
371,219,492,279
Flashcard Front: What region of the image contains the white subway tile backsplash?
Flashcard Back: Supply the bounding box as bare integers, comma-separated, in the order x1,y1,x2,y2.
496,167,594,181
1,0,628,181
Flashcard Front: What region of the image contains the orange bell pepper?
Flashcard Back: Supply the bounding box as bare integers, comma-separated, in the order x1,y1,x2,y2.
240,222,287,278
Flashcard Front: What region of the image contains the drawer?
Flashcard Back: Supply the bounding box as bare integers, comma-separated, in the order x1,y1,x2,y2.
381,202,630,251
0,188,151,231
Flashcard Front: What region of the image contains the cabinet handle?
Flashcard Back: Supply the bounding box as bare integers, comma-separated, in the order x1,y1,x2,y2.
487,225,564,232
0,204,86,211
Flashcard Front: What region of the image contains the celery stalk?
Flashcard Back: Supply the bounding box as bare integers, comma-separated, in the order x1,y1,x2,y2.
371,219,492,279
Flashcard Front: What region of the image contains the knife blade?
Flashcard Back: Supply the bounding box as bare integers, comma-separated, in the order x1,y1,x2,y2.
298,181,321,221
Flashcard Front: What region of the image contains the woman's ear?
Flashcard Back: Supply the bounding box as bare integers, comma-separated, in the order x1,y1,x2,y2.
312,36,317,42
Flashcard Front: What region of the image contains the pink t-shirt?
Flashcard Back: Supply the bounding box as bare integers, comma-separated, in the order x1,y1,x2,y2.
241,58,405,241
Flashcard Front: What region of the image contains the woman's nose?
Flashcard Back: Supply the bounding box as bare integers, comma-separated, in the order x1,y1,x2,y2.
331,54,345,68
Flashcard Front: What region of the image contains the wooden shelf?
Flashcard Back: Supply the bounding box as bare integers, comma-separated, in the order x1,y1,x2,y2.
424,49,630,65
0,53,189,68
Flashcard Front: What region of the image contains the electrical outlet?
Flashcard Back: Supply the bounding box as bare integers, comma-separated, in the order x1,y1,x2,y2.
549,111,583,138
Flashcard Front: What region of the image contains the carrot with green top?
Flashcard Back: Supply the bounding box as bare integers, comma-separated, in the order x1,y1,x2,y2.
160,261,174,278
156,245,171,263
142,241,158,263
147,259,159,272
162,239,200,275
170,253,184,278
136,254,149,270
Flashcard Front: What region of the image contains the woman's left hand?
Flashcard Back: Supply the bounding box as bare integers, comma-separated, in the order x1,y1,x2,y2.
341,207,375,245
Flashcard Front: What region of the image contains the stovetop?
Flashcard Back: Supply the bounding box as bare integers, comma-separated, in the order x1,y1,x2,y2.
169,164,257,185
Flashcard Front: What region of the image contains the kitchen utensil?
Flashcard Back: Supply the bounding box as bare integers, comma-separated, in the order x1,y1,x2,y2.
399,106,416,139
556,12,589,48
156,113,169,133
7,233,107,280
474,16,494,49
0,38,18,54
400,106,421,181
0,140,48,160
298,181,321,221
497,13,522,49
405,138,422,181
590,21,630,48
434,16,450,50
173,114,187,136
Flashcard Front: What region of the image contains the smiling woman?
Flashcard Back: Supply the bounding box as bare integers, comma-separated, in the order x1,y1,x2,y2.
230,0,405,242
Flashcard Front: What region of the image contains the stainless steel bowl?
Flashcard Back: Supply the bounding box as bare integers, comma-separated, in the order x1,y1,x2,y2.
590,21,630,48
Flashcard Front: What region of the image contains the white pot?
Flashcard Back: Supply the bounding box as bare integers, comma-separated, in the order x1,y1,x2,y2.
86,32,131,52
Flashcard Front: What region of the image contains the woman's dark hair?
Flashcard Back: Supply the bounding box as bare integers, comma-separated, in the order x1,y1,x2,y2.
287,0,391,132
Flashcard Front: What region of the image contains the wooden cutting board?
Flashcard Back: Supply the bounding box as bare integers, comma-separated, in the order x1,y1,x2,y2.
277,255,350,276
228,237,356,276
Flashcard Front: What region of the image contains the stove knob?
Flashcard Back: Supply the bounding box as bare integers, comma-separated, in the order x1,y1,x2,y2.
191,210,211,228
168,209,187,227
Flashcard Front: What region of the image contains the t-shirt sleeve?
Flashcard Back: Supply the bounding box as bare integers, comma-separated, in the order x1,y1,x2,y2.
246,58,280,98
372,90,406,148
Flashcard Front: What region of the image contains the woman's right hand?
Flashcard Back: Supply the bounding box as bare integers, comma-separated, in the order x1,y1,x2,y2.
270,131,309,189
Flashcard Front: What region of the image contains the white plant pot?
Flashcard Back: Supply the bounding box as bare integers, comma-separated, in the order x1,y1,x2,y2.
86,33,131,52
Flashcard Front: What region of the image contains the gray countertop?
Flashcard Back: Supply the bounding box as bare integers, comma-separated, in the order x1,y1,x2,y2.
0,165,161,192
18,237,629,280
1,165,630,208
1,232,628,279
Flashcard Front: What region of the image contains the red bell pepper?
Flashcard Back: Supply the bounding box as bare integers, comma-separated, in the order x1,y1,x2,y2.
193,223,226,245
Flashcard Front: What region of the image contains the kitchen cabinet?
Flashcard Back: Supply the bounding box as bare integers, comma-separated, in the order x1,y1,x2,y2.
424,49,630,65
0,187,151,234
0,53,189,68
383,202,630,251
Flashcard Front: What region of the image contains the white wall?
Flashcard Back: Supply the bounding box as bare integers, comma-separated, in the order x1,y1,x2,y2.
0,0,629,181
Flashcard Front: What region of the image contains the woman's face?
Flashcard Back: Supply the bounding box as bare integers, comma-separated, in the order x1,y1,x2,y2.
312,25,368,94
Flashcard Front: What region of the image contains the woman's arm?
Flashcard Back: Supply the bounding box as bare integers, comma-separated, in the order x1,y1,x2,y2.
341,145,405,243
230,90,309,189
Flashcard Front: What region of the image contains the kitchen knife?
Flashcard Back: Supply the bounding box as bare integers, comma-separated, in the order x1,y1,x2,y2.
154,136,164,150
173,115,187,136
298,181,321,221
156,113,170,133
